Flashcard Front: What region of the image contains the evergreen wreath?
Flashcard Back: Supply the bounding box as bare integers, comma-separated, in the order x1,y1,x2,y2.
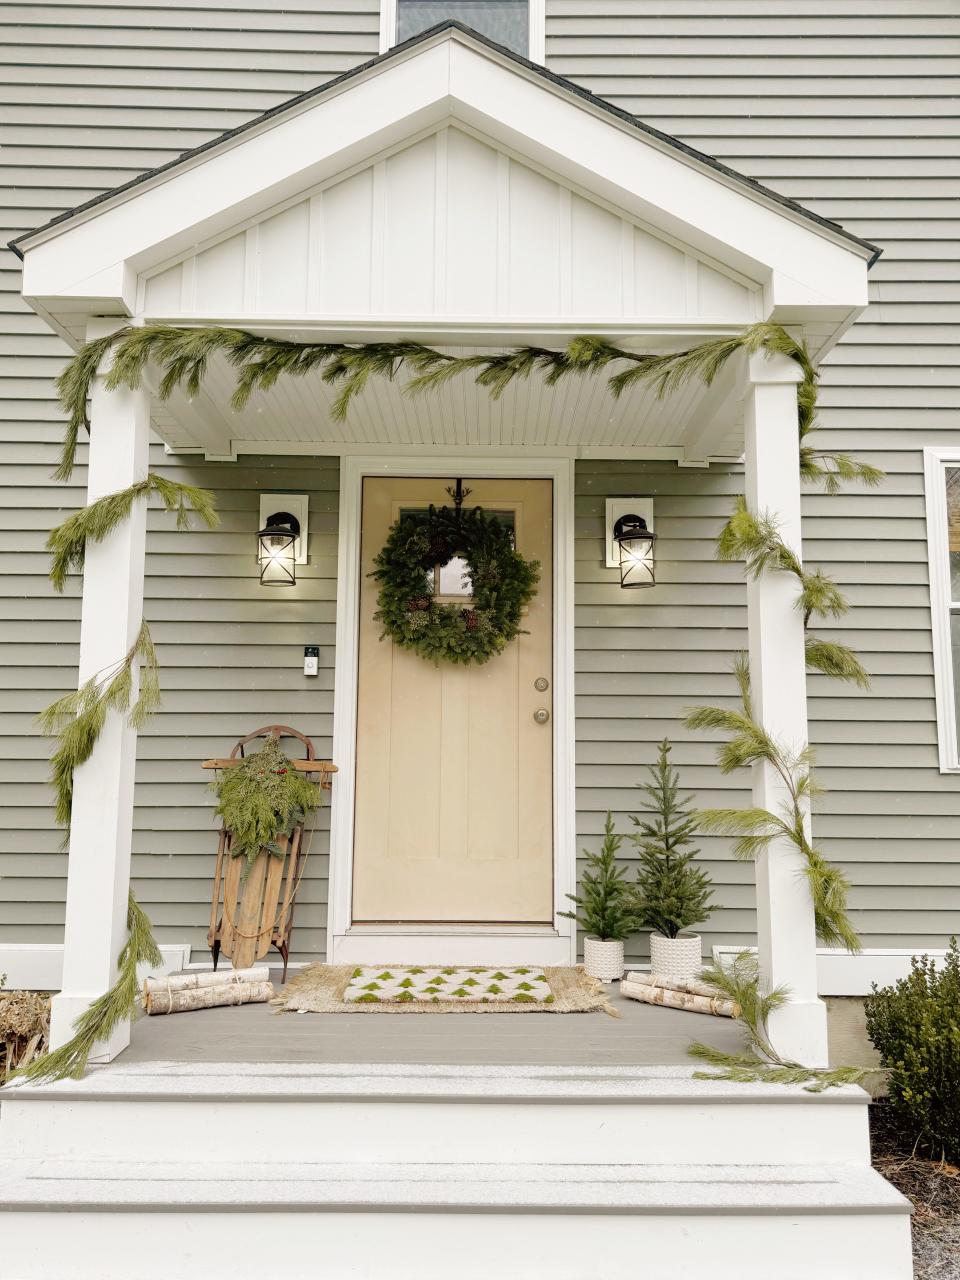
211,737,322,874
371,503,539,665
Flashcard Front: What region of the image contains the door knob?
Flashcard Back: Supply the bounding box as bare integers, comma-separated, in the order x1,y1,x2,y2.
534,677,549,692
533,708,550,724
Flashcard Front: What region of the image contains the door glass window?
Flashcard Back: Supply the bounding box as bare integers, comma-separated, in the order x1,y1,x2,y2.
400,507,515,601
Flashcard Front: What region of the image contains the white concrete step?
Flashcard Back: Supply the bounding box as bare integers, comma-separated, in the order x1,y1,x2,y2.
0,1156,913,1280
0,1060,872,1167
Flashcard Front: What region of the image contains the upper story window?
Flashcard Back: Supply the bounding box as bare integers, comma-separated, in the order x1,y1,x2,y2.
381,0,543,62
924,448,960,770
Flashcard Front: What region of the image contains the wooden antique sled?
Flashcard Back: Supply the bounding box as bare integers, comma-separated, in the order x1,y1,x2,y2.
203,725,336,981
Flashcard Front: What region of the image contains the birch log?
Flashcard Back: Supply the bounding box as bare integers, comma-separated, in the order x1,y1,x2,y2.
624,971,732,1001
143,980,274,1016
142,966,269,997
620,977,740,1018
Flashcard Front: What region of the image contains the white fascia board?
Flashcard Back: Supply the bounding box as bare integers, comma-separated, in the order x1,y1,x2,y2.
20,44,454,303
19,34,868,328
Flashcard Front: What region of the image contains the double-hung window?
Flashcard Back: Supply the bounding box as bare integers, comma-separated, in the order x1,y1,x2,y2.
380,0,544,62
925,448,960,770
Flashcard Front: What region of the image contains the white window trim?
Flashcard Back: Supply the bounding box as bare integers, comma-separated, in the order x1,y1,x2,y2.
380,0,546,64
924,446,960,772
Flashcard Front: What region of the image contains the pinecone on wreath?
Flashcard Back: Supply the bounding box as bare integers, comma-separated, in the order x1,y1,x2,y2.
407,595,433,612
462,608,479,631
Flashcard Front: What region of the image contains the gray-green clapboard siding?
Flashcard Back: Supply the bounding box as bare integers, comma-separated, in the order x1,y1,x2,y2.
1,1,957,961
553,0,960,953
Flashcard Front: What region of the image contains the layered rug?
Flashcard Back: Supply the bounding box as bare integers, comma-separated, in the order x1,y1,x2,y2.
272,964,617,1016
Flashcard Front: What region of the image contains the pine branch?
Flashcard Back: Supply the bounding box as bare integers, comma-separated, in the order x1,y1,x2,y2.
686,654,861,953
54,328,133,480
37,620,160,835
688,953,870,1091
9,890,161,1084
47,474,218,592
800,448,886,494
805,636,870,688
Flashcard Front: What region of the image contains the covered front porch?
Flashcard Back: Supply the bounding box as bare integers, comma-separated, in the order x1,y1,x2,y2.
12,24,880,1073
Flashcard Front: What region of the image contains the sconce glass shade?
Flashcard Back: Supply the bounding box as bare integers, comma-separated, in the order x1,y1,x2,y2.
258,511,300,586
613,514,656,589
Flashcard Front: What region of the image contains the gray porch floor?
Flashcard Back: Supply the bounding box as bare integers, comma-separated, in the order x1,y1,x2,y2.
123,973,748,1068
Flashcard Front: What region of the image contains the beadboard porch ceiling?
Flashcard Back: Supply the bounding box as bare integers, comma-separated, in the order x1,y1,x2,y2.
147,332,747,464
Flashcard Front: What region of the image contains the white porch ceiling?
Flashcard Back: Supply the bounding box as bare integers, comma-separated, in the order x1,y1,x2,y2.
148,342,746,463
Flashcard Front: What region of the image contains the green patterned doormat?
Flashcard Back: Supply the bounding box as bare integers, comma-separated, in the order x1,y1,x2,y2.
272,965,617,1015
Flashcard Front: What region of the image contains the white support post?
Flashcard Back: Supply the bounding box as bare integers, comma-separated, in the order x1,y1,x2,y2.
48,323,151,1060
744,348,829,1068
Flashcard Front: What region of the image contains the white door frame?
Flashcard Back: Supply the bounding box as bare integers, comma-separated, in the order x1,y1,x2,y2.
327,453,576,965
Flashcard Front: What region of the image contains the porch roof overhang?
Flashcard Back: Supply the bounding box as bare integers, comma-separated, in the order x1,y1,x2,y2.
13,24,878,464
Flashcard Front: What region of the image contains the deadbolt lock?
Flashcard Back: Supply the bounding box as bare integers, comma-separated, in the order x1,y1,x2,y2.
534,676,549,692
533,708,550,725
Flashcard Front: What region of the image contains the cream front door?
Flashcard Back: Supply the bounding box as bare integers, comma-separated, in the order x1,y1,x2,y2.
352,477,554,924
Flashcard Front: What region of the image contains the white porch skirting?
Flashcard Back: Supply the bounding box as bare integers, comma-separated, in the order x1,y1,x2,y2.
712,945,949,997
0,944,191,993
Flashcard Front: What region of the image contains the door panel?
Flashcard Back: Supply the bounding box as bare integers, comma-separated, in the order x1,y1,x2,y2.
352,477,553,923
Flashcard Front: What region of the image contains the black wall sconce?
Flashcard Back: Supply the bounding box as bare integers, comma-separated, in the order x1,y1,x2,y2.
613,513,657,588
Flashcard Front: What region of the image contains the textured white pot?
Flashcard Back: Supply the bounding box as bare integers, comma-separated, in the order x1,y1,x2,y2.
583,936,625,983
649,932,702,983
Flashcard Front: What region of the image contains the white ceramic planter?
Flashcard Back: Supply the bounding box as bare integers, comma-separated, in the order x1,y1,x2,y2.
649,932,702,983
583,936,625,983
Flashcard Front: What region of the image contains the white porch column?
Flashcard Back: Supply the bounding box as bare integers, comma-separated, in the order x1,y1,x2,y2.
48,324,151,1059
744,348,829,1067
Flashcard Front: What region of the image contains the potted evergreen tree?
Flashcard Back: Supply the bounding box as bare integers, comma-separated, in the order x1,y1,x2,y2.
561,813,636,981
630,739,713,982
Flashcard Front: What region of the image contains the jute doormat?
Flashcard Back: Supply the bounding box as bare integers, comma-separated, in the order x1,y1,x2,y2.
272,964,618,1016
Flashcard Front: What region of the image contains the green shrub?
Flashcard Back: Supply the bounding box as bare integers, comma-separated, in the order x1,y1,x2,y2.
864,938,960,1163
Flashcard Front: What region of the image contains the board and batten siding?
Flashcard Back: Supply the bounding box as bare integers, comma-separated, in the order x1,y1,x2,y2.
552,0,960,951
1,1,957,963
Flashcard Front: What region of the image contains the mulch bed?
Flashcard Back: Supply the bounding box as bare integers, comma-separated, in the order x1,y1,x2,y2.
871,1102,960,1280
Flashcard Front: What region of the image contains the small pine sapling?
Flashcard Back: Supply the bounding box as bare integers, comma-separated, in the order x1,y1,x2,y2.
631,739,713,938
561,813,636,940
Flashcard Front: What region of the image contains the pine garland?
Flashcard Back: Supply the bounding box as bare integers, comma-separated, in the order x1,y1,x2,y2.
38,619,160,835
47,473,218,592
716,495,869,689
53,322,883,493
688,951,870,1091
10,889,162,1084
686,654,860,953
211,737,322,874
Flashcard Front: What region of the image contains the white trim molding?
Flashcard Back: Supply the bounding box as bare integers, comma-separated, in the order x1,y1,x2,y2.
380,1,546,64
327,454,576,966
713,945,950,998
924,446,960,773
0,944,191,993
